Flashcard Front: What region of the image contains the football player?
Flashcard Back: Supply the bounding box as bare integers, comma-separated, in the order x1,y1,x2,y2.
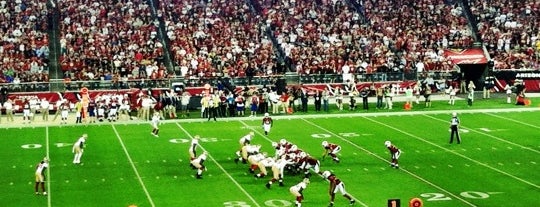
60,100,70,124
261,113,273,135
247,150,266,173
72,134,87,164
35,157,49,195
298,152,320,178
255,156,275,178
384,141,401,169
322,141,341,163
191,151,208,179
150,112,160,137
266,155,295,188
289,178,310,207
235,132,255,163
236,143,260,164
322,171,355,206
189,135,200,160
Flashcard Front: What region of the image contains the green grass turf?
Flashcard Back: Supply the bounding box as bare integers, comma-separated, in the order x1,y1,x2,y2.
1,96,539,207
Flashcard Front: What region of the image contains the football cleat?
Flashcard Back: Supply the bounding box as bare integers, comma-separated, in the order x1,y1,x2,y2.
43,192,47,196
350,200,355,205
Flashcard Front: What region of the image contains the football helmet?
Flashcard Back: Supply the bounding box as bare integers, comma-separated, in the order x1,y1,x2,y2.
322,171,331,179
264,113,269,117
384,141,391,147
280,139,287,145
452,112,457,117
299,152,307,158
290,145,298,152
271,142,278,147
303,178,310,184
249,131,255,136
322,141,328,146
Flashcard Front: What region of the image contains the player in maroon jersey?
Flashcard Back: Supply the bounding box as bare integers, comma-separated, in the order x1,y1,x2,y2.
385,141,401,169
322,171,355,206
322,141,341,163
261,113,273,135
298,152,320,178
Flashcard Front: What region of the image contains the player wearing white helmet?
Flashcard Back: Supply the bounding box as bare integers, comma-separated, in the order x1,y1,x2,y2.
261,113,273,135
322,141,342,163
191,151,208,179
235,132,256,164
266,155,296,188
289,178,310,207
385,141,401,169
298,154,320,178
322,171,355,206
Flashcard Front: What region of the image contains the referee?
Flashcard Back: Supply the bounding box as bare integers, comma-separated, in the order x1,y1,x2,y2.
449,112,461,144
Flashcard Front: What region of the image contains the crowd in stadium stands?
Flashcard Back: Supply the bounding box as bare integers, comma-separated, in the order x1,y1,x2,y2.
1,0,539,86
0,0,50,86
161,0,278,81
58,0,170,85
470,0,540,70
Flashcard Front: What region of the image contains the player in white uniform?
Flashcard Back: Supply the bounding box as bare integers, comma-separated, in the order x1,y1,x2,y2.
265,155,295,188
190,151,208,179
289,178,310,207
189,135,200,160
72,134,87,164
235,132,255,163
35,157,49,195
261,113,273,135
150,112,160,137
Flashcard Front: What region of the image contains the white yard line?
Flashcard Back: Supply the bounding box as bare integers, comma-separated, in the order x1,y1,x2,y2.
111,125,155,207
302,118,479,207
238,120,369,207
174,123,261,207
423,114,540,154
364,116,540,190
46,126,51,207
484,112,540,130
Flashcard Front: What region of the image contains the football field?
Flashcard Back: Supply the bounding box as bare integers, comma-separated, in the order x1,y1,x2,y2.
1,108,539,207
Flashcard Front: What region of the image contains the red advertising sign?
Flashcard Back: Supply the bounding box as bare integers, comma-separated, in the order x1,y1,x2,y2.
443,48,488,65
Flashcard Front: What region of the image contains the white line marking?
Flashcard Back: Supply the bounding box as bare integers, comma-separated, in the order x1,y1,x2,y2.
175,123,261,207
111,125,155,207
424,115,539,154
46,126,51,207
370,116,540,189
303,118,478,207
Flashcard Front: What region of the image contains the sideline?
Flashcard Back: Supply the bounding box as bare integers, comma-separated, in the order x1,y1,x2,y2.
111,125,155,207
302,118,479,207
174,122,262,207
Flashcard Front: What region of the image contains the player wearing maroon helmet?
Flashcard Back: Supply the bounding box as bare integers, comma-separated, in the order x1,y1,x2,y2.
322,171,355,206
385,141,401,169
322,141,341,163
261,113,273,135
